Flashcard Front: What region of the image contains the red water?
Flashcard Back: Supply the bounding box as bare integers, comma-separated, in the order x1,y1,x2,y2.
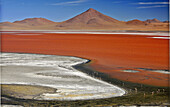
1,32,169,86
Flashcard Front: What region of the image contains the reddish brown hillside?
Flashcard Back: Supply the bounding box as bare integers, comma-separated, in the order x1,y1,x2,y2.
13,18,56,26
163,20,169,23
145,18,161,23
126,19,147,25
57,8,122,27
0,21,28,28
0,22,13,26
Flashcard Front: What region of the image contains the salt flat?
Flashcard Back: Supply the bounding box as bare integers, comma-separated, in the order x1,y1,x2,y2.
2,30,169,36
1,53,125,100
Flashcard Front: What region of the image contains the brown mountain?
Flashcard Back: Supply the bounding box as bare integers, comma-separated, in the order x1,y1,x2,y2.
163,20,169,23
0,8,168,31
126,19,147,25
13,18,56,26
0,21,32,29
0,22,13,26
145,18,161,23
56,8,123,28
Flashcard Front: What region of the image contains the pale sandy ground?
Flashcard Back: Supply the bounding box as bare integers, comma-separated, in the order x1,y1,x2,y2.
2,30,169,37
1,53,126,100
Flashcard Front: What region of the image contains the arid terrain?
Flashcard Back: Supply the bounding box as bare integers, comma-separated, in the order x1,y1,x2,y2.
1,53,125,100
0,8,169,31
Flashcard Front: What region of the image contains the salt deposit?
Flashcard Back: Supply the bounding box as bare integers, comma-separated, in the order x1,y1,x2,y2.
1,53,126,100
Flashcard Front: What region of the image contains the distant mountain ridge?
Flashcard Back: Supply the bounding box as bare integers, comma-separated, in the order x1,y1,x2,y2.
13,18,56,26
144,18,161,23
126,19,147,25
0,8,169,31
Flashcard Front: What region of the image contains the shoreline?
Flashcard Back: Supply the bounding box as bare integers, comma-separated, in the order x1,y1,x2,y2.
0,29,169,32
73,62,169,89
1,52,170,106
1,52,126,101
1,30,169,36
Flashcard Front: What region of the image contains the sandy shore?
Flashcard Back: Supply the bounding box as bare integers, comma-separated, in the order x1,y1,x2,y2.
1,84,56,99
1,30,169,36
1,53,125,100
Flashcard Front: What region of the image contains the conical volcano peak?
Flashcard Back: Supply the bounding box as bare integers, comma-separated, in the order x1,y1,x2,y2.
60,8,121,26
87,8,97,11
86,8,99,13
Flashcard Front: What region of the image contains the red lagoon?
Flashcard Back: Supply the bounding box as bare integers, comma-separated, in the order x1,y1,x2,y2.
1,32,169,87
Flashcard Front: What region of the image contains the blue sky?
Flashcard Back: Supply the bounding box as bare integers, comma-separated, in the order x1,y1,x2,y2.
1,0,169,22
